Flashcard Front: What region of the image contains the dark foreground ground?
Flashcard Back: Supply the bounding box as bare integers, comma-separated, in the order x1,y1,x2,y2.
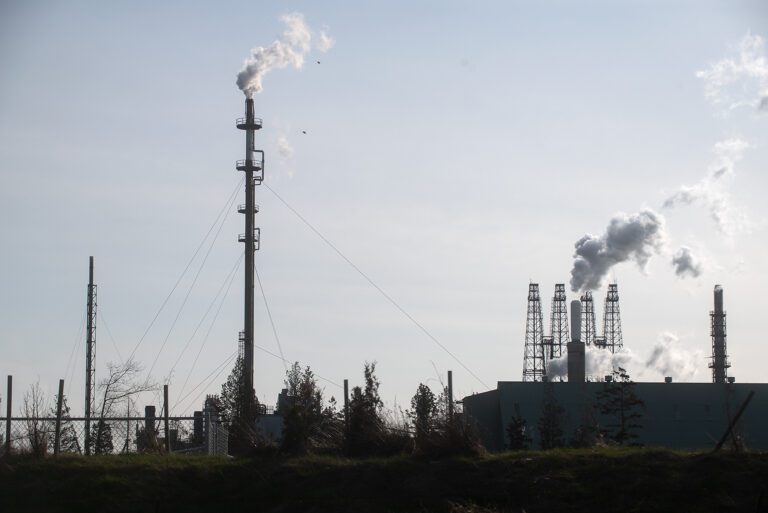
1,448,768,513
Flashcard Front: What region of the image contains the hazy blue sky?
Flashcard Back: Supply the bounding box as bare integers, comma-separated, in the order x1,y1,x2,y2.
1,1,767,415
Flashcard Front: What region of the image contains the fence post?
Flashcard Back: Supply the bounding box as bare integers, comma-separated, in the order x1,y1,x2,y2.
343,379,349,432
5,375,11,456
163,385,170,453
54,379,64,456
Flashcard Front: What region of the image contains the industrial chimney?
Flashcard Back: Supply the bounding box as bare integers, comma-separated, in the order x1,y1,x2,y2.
709,284,730,384
567,300,585,383
236,98,264,416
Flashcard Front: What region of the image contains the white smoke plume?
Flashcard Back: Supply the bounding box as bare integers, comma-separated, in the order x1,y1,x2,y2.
671,246,703,278
569,209,667,293
236,13,333,97
663,138,751,235
276,134,294,159
645,332,702,382
696,32,768,113
545,346,645,381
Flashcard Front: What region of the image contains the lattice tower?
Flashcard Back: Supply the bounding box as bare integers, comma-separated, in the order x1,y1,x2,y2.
522,283,546,382
602,283,623,354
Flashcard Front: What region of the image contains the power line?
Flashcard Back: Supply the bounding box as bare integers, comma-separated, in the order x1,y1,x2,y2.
146,179,241,380
167,253,244,386
253,342,342,389
175,351,237,414
254,263,288,373
174,253,243,412
63,311,86,394
265,184,490,390
98,306,124,363
127,177,244,362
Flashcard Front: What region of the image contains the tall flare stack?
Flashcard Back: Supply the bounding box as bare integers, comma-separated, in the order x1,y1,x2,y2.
236,99,264,414
709,284,730,383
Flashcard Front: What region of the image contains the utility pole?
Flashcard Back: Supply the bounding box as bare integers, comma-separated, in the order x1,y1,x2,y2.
236,100,263,420
447,371,454,419
84,256,97,455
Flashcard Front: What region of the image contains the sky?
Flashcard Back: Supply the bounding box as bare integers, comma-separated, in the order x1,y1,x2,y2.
1,0,767,417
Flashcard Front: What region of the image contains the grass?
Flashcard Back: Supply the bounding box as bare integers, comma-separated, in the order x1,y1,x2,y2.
1,448,767,512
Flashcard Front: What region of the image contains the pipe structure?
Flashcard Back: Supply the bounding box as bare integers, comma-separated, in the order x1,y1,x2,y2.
567,300,585,383
710,285,729,383
236,99,263,417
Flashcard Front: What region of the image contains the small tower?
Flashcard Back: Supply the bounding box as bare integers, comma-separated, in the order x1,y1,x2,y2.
602,283,623,354
522,283,546,382
709,285,730,383
235,99,263,418
580,291,598,347
547,284,570,360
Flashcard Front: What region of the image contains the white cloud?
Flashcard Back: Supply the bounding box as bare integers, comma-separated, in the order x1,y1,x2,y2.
696,33,768,113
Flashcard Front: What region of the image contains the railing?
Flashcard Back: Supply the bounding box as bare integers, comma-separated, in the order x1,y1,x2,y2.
236,159,263,170
237,203,260,213
238,228,261,249
236,117,263,128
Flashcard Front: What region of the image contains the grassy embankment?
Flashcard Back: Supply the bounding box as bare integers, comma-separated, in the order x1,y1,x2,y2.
1,448,767,512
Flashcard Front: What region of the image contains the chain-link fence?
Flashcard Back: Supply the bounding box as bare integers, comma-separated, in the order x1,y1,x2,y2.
0,414,228,457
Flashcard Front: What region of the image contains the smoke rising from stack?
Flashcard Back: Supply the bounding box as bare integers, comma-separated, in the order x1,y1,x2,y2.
545,346,643,381
236,13,332,97
696,32,768,113
569,209,666,293
671,246,704,278
645,332,702,382
663,138,751,236
277,135,294,159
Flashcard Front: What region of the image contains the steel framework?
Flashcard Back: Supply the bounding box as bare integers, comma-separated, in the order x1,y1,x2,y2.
601,283,623,354
580,291,598,347
522,283,546,382
709,285,730,383
546,283,569,360
84,256,97,455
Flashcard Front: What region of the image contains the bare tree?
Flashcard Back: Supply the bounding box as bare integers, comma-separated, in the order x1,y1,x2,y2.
22,382,50,457
90,360,155,454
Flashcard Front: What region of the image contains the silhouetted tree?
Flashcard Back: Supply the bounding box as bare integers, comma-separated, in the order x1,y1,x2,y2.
92,419,114,454
506,415,531,450
596,367,645,446
345,362,412,456
49,394,81,454
537,383,565,449
281,363,340,454
219,355,259,455
408,383,437,446
22,382,50,457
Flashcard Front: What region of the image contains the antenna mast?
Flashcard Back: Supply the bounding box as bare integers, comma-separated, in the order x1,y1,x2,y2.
84,256,97,454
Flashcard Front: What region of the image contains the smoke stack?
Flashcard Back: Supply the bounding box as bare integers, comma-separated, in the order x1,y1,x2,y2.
567,300,585,383
570,300,582,342
709,284,730,383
